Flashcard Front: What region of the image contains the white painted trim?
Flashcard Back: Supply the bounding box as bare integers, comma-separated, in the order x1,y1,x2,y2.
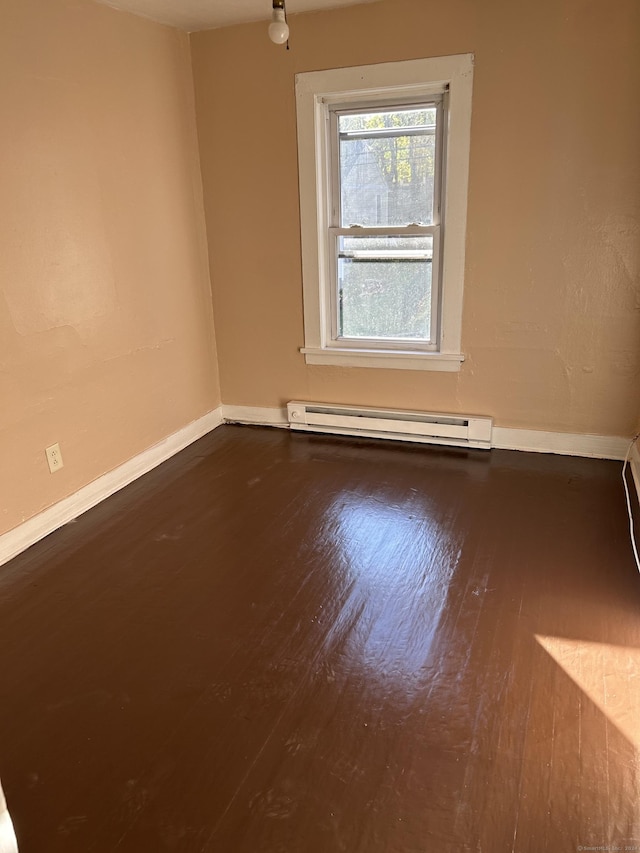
225,405,629,460
630,441,640,503
300,348,464,371
0,408,223,568
222,405,289,427
492,427,629,461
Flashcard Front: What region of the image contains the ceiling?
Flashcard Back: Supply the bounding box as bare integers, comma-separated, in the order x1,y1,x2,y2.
93,0,381,32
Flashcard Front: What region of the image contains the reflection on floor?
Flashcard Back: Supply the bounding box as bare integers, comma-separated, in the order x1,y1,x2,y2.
0,424,639,851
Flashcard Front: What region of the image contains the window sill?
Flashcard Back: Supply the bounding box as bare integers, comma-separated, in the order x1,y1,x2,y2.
300,347,464,372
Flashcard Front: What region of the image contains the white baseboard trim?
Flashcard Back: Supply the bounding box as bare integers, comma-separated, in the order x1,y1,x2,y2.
0,408,223,568
492,427,630,461
222,405,631,461
222,405,289,427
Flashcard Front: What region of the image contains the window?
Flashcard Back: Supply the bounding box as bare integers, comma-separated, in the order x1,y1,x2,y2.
333,102,442,348
295,54,474,371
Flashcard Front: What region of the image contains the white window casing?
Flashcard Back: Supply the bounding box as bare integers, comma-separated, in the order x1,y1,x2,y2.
295,54,474,372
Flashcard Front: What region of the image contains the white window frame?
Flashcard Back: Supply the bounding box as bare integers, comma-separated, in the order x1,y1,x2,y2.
295,54,474,372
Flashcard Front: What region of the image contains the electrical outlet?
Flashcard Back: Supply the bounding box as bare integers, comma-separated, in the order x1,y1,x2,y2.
45,443,64,473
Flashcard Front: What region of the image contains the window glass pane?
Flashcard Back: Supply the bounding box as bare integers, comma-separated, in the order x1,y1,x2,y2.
338,107,436,227
338,235,433,341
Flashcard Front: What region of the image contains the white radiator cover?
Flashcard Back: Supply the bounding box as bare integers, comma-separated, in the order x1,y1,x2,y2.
287,402,493,450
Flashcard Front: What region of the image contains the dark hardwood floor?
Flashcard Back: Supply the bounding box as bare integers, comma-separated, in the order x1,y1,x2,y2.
1,425,639,852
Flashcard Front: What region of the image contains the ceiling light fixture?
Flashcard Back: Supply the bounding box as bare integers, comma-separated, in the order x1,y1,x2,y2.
268,0,289,46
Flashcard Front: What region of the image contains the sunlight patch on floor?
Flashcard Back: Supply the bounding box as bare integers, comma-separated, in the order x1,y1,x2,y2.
536,634,640,749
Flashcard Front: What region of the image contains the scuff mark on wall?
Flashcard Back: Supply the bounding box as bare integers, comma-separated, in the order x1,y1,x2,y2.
102,338,177,364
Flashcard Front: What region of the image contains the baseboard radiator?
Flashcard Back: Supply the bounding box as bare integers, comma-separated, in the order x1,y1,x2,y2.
287,401,493,450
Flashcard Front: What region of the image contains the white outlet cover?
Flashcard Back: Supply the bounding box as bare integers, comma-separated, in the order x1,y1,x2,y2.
45,443,64,473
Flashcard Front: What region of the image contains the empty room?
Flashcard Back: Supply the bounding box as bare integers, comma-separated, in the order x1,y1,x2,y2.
1,0,639,850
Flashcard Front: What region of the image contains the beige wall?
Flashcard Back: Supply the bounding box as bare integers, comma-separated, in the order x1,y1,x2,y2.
0,0,220,537
191,0,640,436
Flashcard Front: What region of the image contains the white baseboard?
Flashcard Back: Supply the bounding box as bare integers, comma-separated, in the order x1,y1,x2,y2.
222,405,289,427
221,405,631,461
0,408,223,568
492,427,630,461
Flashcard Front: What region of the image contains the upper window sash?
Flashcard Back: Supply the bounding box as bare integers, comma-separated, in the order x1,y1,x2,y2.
329,98,445,232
